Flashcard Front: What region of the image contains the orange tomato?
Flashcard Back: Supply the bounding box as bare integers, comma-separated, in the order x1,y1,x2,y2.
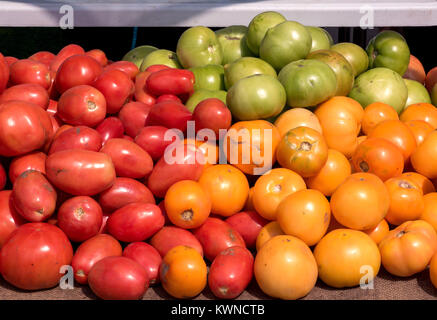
252,168,306,220
368,119,417,162
330,172,390,230
327,215,346,233
403,120,434,146
411,131,437,179
361,102,399,136
400,103,437,129
244,187,256,211
183,138,218,167
429,254,437,289
420,193,437,234
274,108,322,138
314,229,381,288
255,221,284,251
276,126,328,178
277,189,330,246
225,120,280,175
315,96,364,158
198,164,249,217
160,245,207,298
164,180,211,229
254,235,318,300
401,172,435,195
305,149,351,197
379,220,437,277
351,137,404,182
363,219,389,245
403,55,426,84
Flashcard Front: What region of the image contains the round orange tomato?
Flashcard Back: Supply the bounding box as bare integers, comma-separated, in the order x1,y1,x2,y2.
401,172,435,195
429,254,437,289
314,229,381,288
305,149,351,197
164,180,211,229
403,120,434,146
420,193,437,234
330,172,390,230
368,120,417,162
198,164,249,217
183,138,218,167
255,221,284,251
254,235,318,300
351,137,404,181
400,102,437,129
252,168,306,220
379,220,437,277
160,245,207,298
361,102,399,136
274,108,322,138
363,219,389,245
244,187,256,211
411,130,437,179
276,126,328,178
277,189,330,246
225,120,280,175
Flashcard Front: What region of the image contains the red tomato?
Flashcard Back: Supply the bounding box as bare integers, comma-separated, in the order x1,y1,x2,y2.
145,65,172,73
135,126,182,162
134,71,156,106
155,94,182,104
9,59,51,89
192,98,232,139
8,151,47,184
146,68,194,96
0,83,49,109
150,226,204,257
0,223,73,290
29,51,55,68
0,163,5,190
192,217,246,262
48,125,102,155
4,56,18,67
0,53,10,94
146,101,193,132
225,211,268,248
208,246,254,299
107,202,164,242
45,149,116,196
105,61,139,80
46,99,57,115
118,101,153,138
123,242,162,285
71,233,122,284
50,44,85,72
86,49,108,67
57,85,107,127
57,196,103,242
95,117,125,145
0,190,25,247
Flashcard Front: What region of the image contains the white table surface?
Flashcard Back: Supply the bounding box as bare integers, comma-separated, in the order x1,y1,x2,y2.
0,0,436,27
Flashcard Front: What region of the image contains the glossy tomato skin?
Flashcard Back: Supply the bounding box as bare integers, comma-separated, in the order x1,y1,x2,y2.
57,196,103,242
100,138,153,179
192,98,232,138
0,83,49,109
9,59,51,89
146,68,194,96
105,60,139,80
48,125,102,155
46,149,116,196
155,94,182,104
146,101,193,132
208,246,254,299
0,223,73,290
123,242,162,285
107,202,164,242
192,217,246,262
0,53,10,94
135,126,181,162
118,101,153,138
29,51,55,67
88,256,149,300
411,131,437,179
86,49,108,67
0,190,25,247
50,44,85,72
8,152,46,184
225,211,268,248
150,226,203,257
133,71,156,105
57,85,107,127
95,117,125,145
71,233,122,285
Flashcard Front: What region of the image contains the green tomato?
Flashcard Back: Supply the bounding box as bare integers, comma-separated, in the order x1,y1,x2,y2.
348,67,408,114
140,49,181,71
190,64,225,91
307,49,354,96
278,59,337,108
403,79,431,109
259,21,312,71
246,11,286,56
224,57,276,90
306,26,334,53
366,30,410,76
331,42,369,77
176,26,223,68
185,89,227,112
227,74,286,121
122,45,158,68
215,25,255,65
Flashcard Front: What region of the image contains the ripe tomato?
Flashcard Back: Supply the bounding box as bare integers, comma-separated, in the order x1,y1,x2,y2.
274,108,322,138
252,168,306,220
183,138,219,168
95,117,125,145
0,191,25,247
330,172,390,230
0,53,10,94
150,226,203,257
146,101,193,133
146,68,195,96
49,125,102,155
29,51,55,67
426,67,437,92
256,221,285,251
198,164,249,217
363,218,389,245
314,229,380,288
411,130,437,179
276,126,328,178
403,120,434,146
192,98,232,138
123,242,162,285
9,59,51,89
134,71,155,106
361,102,399,135
420,193,437,233
401,172,435,195
8,151,46,184
379,220,437,277
0,163,5,191
160,245,207,299
225,211,268,249
305,149,351,196
403,54,426,84
0,83,49,109
50,44,85,72
277,189,330,246
86,49,108,67
155,94,182,104
254,235,318,300
118,101,153,138
244,187,255,211
164,180,211,229
105,61,139,80
400,102,437,129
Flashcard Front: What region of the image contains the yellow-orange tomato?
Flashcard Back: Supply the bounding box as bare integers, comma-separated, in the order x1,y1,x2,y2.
274,108,322,138
403,120,434,146
400,102,437,129
314,229,381,288
277,189,330,246
429,254,437,289
160,245,207,298
256,221,284,251
276,126,328,178
252,168,306,220
254,235,318,300
305,149,351,197
315,96,364,159
183,138,218,167
356,135,367,145
401,172,435,195
368,120,417,162
379,220,437,277
330,172,390,230
420,193,437,234
362,102,399,135
164,180,211,229
363,219,389,245
411,131,437,179
198,164,249,217
244,187,256,211
225,120,281,175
